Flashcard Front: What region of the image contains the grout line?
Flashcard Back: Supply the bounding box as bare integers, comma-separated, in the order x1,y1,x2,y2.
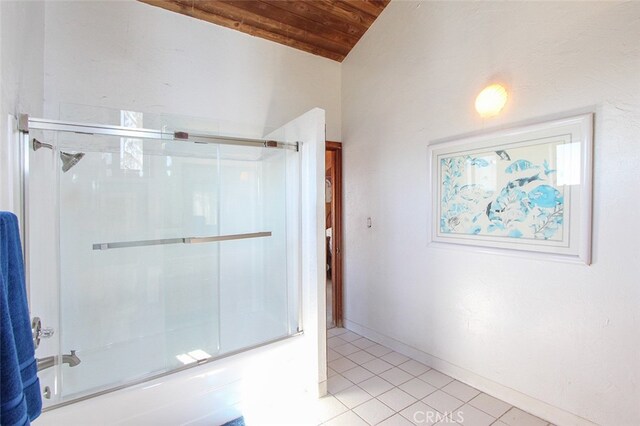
339,323,574,426
327,328,554,426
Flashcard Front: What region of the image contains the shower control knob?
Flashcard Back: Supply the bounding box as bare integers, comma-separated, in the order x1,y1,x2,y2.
32,317,55,350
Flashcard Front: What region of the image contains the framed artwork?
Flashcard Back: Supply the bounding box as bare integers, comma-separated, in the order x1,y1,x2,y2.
428,114,593,264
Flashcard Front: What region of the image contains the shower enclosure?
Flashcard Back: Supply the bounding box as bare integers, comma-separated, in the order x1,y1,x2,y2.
19,109,306,409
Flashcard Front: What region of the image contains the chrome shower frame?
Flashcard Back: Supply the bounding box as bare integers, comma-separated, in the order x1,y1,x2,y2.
20,115,299,150
17,115,31,299
17,112,305,410
18,114,302,302
17,112,299,302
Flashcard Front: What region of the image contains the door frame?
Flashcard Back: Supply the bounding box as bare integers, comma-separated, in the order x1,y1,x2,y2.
326,141,343,327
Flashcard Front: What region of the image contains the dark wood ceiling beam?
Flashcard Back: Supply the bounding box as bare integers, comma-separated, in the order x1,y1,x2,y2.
140,0,346,61
219,1,359,47
343,0,390,17
138,0,389,62
196,1,351,56
308,0,377,27
260,0,369,39
139,1,196,20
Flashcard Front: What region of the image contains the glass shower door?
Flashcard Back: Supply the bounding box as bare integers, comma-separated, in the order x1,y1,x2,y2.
54,132,298,401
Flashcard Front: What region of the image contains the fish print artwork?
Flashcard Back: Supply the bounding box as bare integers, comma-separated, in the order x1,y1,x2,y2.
439,140,566,241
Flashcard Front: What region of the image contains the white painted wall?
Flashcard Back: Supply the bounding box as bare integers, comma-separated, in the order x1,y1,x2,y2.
267,108,328,397
42,0,340,140
0,0,44,212
342,2,640,426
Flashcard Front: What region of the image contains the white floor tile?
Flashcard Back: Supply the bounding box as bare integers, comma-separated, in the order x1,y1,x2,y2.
327,349,342,362
353,398,395,425
499,407,548,426
323,410,369,426
378,413,415,426
329,357,358,373
468,393,511,418
379,367,414,386
324,329,551,426
418,369,454,388
377,388,418,412
423,390,465,414
339,331,361,342
434,420,459,426
362,358,394,375
397,359,430,376
381,351,411,366
358,376,395,397
441,380,480,402
364,343,394,357
454,404,495,426
352,337,377,349
328,336,348,348
400,401,441,425
342,366,376,384
313,395,349,424
328,327,348,337
334,342,361,356
398,377,437,400
334,385,374,409
328,374,354,394
348,350,377,365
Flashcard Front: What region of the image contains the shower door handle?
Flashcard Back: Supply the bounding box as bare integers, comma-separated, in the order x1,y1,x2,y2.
32,316,55,350
93,231,272,250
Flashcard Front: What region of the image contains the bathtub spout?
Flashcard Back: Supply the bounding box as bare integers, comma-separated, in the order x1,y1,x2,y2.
63,350,81,367
37,350,81,371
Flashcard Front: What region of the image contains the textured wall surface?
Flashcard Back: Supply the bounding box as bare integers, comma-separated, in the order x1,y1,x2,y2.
0,0,44,211
342,2,640,425
42,0,341,140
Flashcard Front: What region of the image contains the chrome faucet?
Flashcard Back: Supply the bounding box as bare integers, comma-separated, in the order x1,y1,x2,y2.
37,350,81,371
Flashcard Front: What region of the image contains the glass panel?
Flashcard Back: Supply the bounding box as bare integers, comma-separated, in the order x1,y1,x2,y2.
57,132,298,400
218,147,289,352
57,103,278,141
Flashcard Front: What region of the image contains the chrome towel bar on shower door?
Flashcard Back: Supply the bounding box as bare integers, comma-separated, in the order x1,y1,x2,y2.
92,231,272,250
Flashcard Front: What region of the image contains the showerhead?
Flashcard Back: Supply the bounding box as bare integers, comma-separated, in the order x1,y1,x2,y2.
32,138,85,172
60,151,85,173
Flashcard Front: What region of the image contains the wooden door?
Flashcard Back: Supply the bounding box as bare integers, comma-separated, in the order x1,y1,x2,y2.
326,141,343,328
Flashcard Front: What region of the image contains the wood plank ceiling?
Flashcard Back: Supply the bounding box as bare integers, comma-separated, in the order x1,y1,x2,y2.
139,0,390,61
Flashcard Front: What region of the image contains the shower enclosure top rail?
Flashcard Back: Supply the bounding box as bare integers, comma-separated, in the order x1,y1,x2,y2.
92,231,272,251
19,114,299,151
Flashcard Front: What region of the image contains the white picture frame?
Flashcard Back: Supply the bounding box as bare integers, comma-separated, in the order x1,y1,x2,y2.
428,114,593,264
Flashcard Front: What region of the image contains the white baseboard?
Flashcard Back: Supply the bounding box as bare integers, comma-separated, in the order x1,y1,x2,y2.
343,319,597,426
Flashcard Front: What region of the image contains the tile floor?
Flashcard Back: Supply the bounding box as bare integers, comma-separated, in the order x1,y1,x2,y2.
323,328,554,426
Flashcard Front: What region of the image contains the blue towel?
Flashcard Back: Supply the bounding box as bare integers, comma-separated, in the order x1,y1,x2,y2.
0,212,41,425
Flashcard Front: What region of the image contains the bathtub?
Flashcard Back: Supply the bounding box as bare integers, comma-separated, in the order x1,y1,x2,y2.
36,334,321,425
